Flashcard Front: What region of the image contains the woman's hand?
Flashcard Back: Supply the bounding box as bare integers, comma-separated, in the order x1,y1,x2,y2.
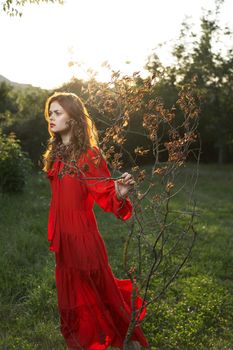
115,172,136,199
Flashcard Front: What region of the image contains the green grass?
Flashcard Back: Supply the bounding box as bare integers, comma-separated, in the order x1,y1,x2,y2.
0,163,232,349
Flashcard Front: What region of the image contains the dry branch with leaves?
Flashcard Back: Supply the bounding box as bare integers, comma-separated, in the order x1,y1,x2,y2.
51,65,201,349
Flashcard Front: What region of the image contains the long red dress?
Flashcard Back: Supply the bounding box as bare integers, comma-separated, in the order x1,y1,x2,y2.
46,145,150,350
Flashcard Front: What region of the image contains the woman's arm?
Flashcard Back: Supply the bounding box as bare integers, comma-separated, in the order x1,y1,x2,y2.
78,146,133,221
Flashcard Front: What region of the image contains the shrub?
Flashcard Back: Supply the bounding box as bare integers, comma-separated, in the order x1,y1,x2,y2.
0,129,33,193
144,275,233,349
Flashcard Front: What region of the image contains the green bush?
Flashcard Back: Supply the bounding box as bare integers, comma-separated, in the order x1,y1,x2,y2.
144,275,233,349
0,129,33,193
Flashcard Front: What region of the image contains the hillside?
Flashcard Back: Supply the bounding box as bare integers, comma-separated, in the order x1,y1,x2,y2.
0,73,41,89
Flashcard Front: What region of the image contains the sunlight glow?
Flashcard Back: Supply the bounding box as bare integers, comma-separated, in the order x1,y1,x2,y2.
0,0,232,89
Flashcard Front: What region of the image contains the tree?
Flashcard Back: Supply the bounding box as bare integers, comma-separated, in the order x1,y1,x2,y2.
145,2,233,163
55,67,201,349
173,10,233,163
0,81,18,127
1,0,64,17
2,86,50,167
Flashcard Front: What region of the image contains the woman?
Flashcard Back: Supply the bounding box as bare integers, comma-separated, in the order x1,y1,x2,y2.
42,92,150,350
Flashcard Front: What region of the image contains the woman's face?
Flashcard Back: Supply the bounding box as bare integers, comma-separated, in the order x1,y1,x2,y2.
48,101,71,134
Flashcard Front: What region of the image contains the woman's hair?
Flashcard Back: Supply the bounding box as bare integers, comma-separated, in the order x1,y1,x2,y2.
42,91,100,172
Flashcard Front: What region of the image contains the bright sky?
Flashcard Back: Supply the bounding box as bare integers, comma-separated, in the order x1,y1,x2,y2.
0,0,232,89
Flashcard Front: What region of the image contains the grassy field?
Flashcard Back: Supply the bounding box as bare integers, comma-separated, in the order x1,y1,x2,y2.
0,163,232,350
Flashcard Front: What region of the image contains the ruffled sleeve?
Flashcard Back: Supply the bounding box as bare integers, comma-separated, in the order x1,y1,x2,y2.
78,146,133,221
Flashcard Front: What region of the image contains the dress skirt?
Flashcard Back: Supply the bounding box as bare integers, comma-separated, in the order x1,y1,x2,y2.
54,223,149,350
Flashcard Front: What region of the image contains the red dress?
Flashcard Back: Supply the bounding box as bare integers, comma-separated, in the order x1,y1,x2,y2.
46,145,150,350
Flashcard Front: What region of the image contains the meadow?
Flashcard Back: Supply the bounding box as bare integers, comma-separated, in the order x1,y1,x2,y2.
0,163,232,350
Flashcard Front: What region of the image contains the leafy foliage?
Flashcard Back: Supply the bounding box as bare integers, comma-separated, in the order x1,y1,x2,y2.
0,129,33,193
1,0,64,17
145,4,233,163
144,274,233,349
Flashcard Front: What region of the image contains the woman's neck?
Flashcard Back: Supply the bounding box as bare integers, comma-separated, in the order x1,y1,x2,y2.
60,132,71,145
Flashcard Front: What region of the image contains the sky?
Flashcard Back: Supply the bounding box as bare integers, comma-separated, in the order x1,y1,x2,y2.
0,0,232,90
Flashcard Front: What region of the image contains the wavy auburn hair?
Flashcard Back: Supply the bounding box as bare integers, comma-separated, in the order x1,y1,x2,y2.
42,91,100,172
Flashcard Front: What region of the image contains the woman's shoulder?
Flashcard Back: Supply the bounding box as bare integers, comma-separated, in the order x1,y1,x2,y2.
45,158,60,179
77,145,103,169
79,145,102,160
